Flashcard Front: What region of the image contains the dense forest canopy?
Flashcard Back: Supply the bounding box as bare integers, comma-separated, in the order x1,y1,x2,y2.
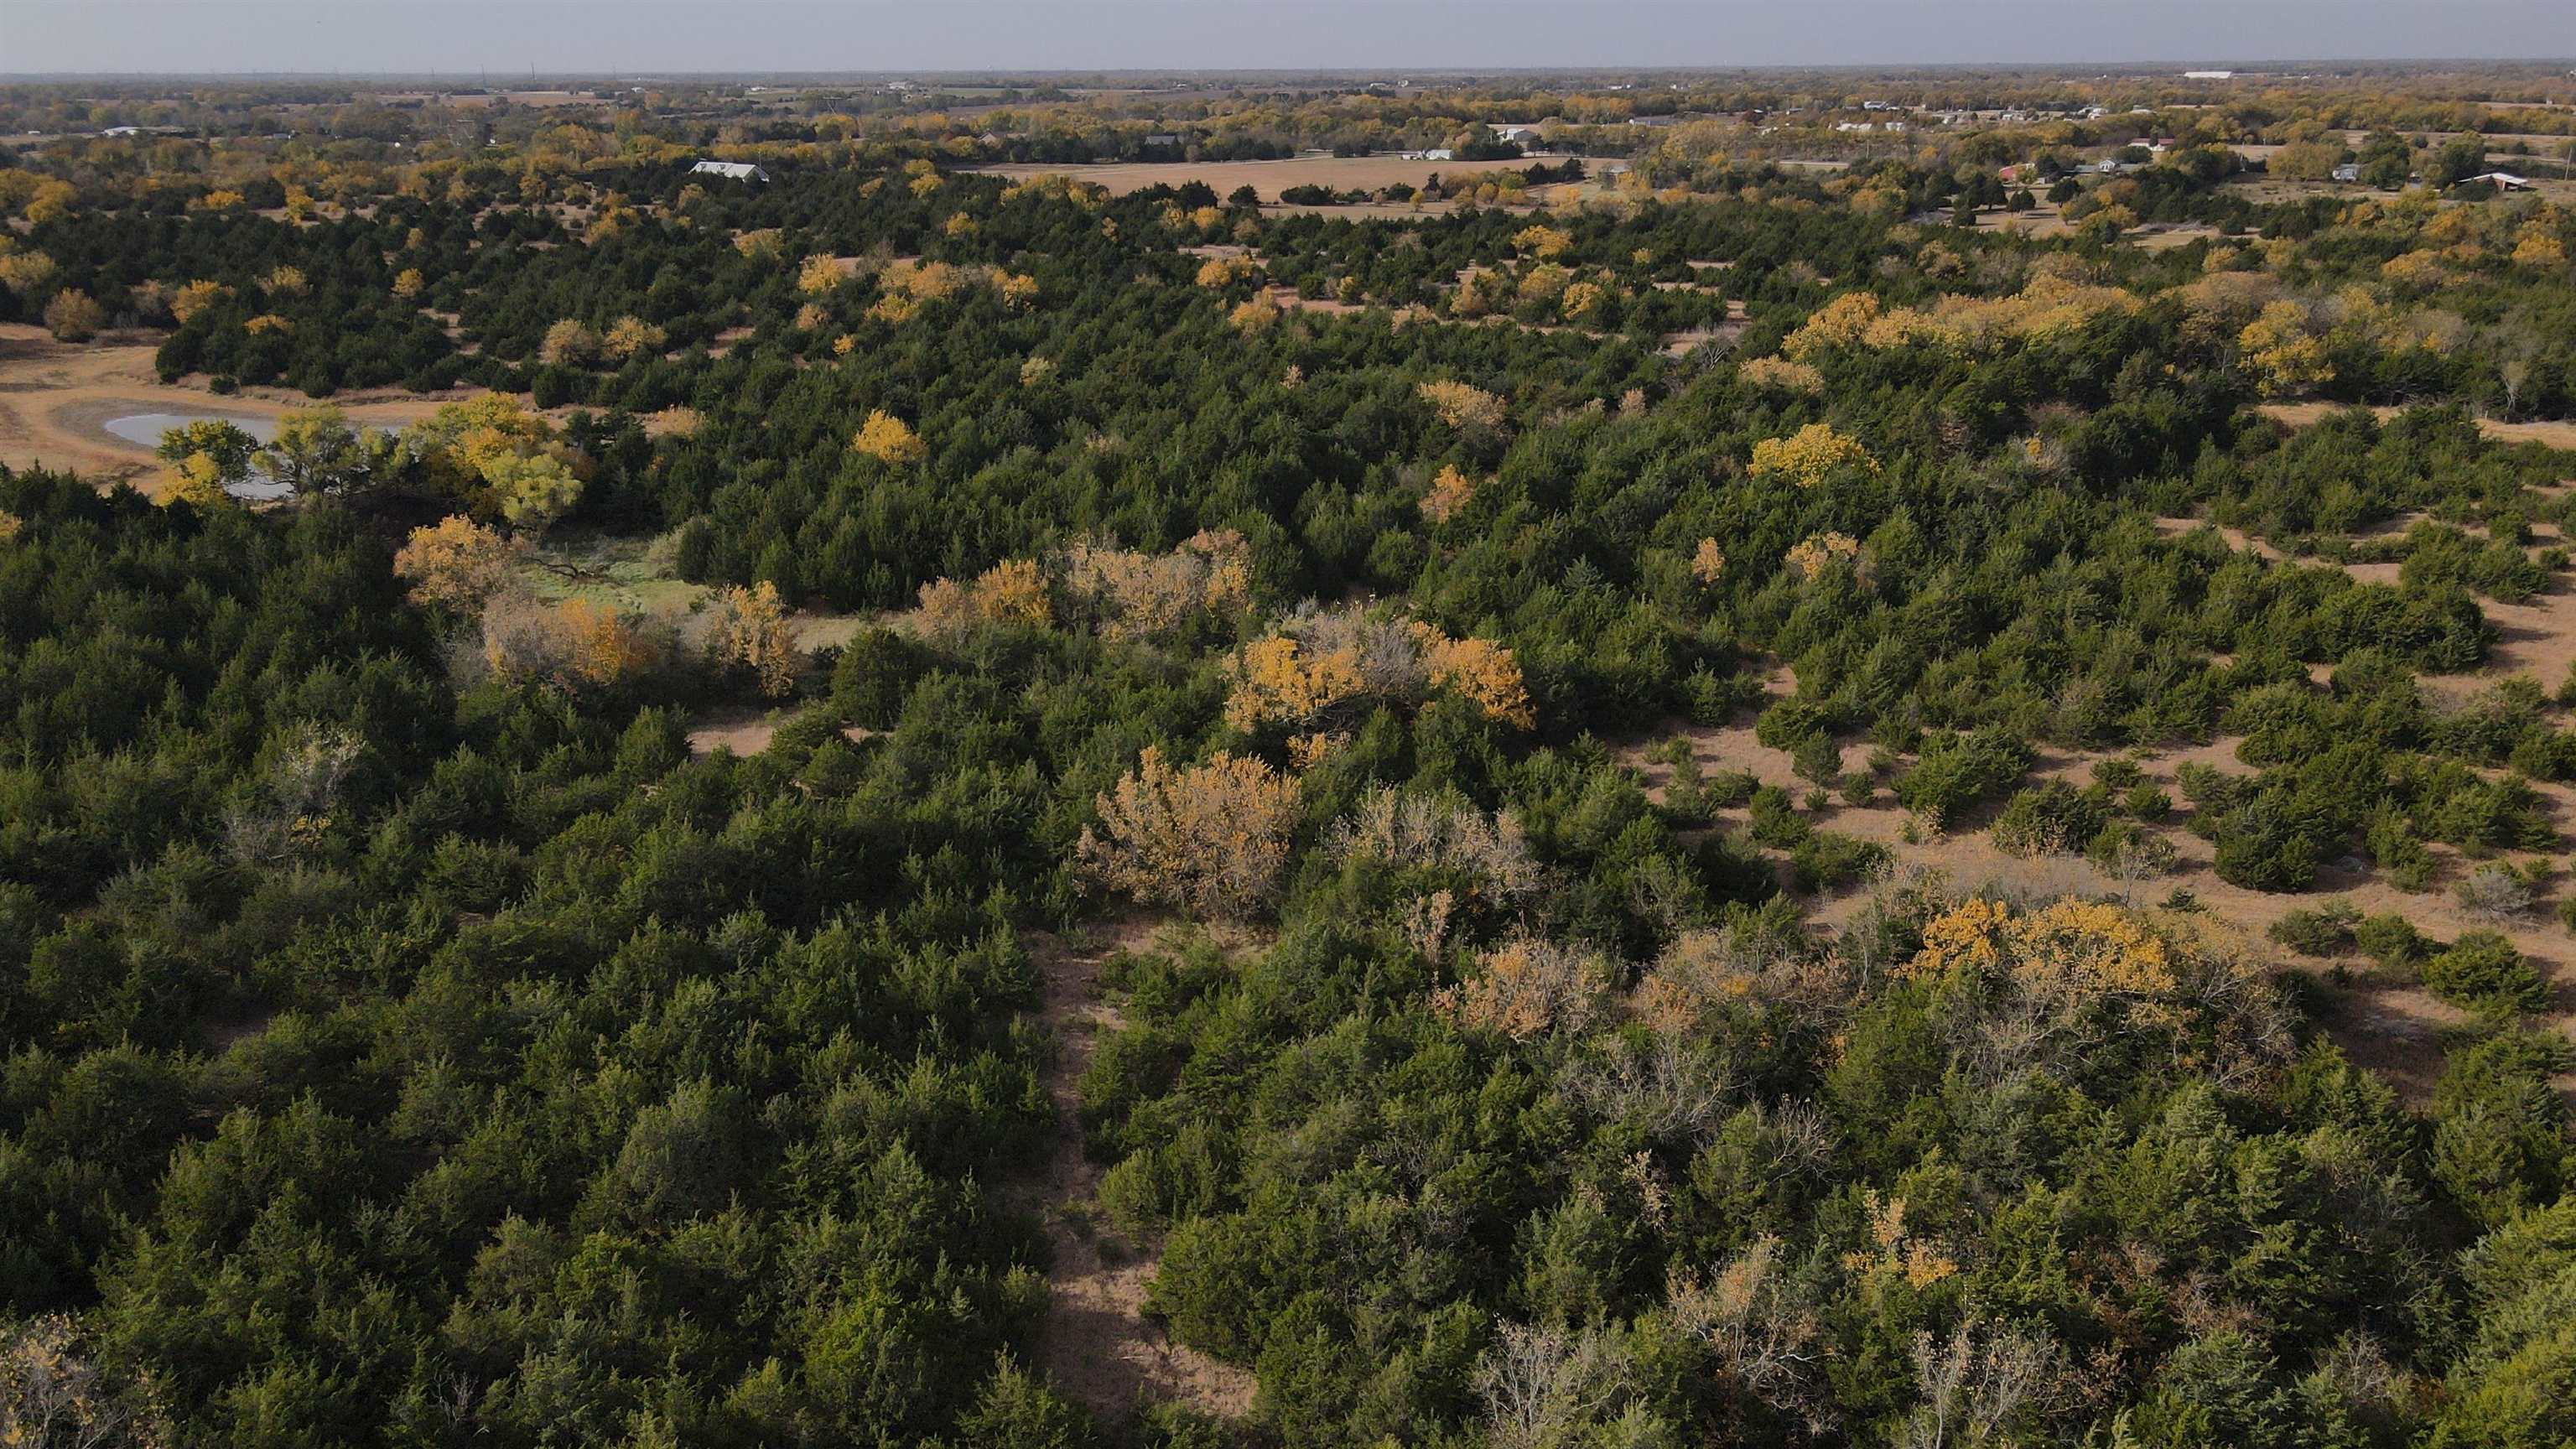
1,64,2573,1449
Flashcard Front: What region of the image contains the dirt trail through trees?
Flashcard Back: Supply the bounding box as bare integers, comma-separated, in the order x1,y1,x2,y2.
1021,920,1256,1423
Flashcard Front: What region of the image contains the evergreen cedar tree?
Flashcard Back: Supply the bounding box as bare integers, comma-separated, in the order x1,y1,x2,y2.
0,80,2573,1447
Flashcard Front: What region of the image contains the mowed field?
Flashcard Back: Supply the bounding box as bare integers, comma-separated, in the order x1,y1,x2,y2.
968,152,1581,202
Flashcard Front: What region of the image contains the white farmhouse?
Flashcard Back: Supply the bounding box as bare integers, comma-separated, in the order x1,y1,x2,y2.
689,160,770,183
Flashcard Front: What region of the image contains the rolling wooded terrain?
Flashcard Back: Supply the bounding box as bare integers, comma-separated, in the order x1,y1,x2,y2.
3,64,2576,1448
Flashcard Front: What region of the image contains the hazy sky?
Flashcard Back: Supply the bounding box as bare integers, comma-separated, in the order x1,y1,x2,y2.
6,1,2573,75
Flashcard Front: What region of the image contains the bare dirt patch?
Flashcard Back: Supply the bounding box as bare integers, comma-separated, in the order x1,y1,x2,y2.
1620,662,2576,1104
686,707,782,758
1020,919,1258,1423
2259,400,2576,451
2152,514,2284,560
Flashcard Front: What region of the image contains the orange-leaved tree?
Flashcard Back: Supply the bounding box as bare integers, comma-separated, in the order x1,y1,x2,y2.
393,515,522,611
1077,745,1300,918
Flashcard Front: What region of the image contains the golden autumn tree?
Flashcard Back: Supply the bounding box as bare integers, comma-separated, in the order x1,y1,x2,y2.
1420,464,1478,524
1414,624,1537,730
1784,531,1863,581
1510,223,1574,258
796,253,844,296
1779,290,1884,360
601,314,667,361
0,511,21,545
0,250,58,298
539,318,600,366
169,279,229,324
392,267,426,299
1418,379,1508,432
153,418,258,507
710,580,799,697
41,289,103,342
403,394,592,532
393,515,522,610
2511,231,2567,269
480,594,648,692
1436,937,1613,1040
1227,293,1281,334
2237,300,2334,395
1076,745,1301,918
1738,356,1824,394
1749,423,1878,488
1221,604,1535,733
849,409,926,465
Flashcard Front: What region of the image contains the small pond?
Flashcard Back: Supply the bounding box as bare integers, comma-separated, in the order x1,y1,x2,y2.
101,413,293,500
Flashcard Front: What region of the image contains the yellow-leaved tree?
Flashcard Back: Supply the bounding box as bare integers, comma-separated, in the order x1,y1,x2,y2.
709,580,799,697
602,314,667,361
2237,300,2334,396
1748,423,1878,488
153,418,259,508
1420,464,1478,524
169,279,229,324
1221,603,1535,732
1076,745,1301,918
1418,379,1508,432
849,410,926,465
403,394,593,532
393,515,522,610
1511,224,1574,258
797,253,844,296
480,594,649,692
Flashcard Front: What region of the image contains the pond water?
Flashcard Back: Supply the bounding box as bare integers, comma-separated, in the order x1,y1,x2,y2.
101,413,293,500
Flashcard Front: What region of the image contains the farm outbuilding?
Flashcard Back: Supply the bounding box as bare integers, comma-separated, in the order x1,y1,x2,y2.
689,160,770,182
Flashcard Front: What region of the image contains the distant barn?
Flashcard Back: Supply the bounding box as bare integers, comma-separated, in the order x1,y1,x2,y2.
689,160,770,183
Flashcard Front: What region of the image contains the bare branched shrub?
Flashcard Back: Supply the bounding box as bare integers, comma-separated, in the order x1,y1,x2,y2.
1901,1319,2075,1449
1436,937,1615,1041
2454,862,2535,922
1327,787,1541,902
1055,529,1252,641
1561,1029,1740,1142
1472,1320,1630,1449
0,1313,171,1448
1666,1238,1832,1433
224,724,365,865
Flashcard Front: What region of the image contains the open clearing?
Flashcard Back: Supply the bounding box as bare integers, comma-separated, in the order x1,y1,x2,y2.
0,323,472,486
1625,502,2576,1104
2260,400,2576,451
969,151,1587,202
